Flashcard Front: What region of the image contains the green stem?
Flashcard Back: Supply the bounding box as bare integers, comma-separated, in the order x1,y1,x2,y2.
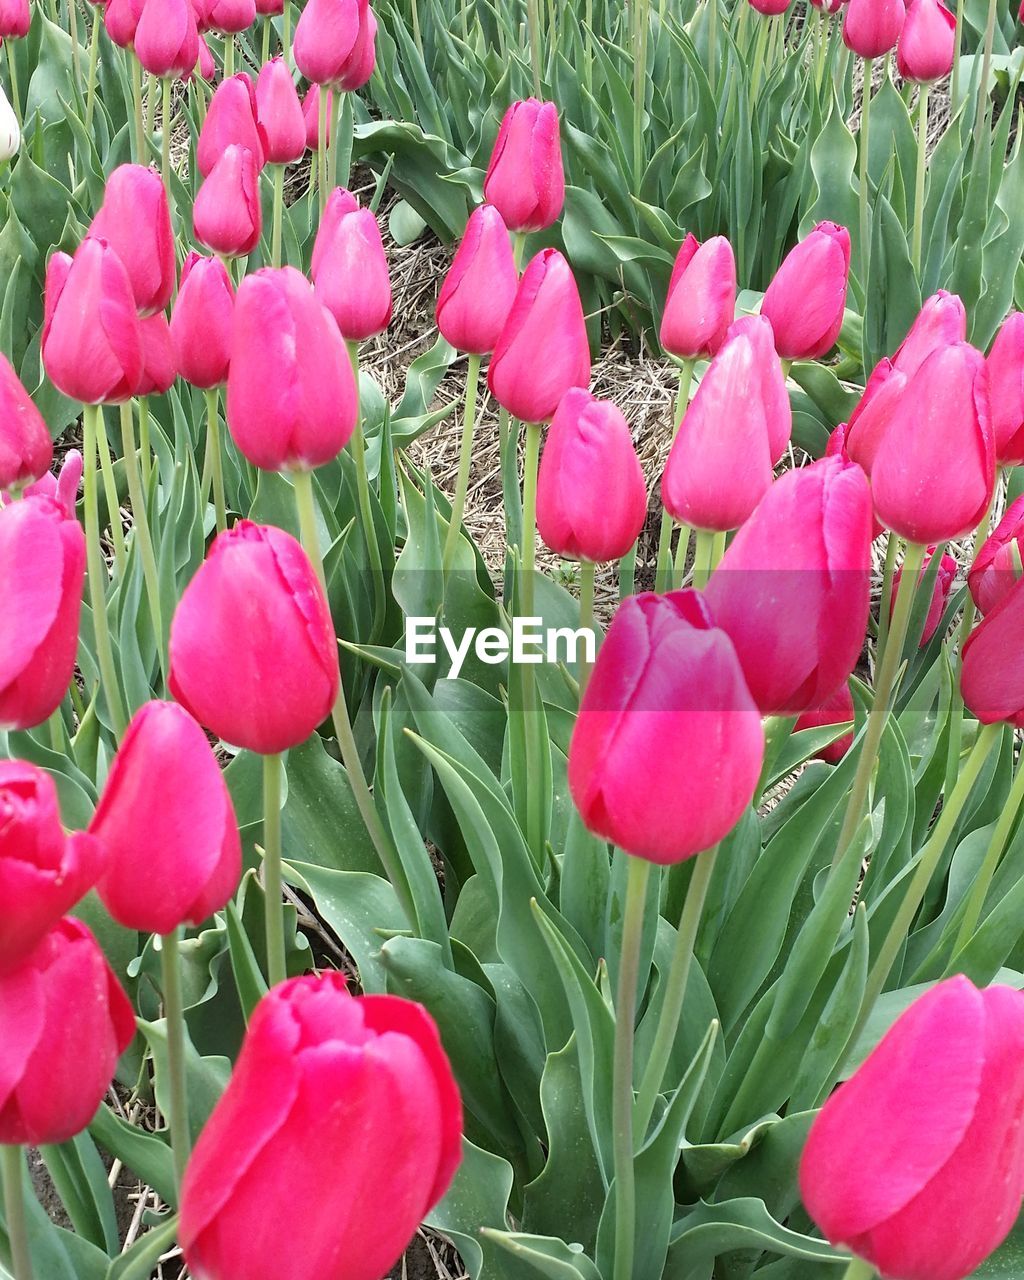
160,928,191,1186
82,406,127,738
442,353,482,571
632,0,650,194
672,524,693,589
611,856,651,1280
204,388,227,535
6,40,22,127
346,340,386,638
145,71,156,135
271,163,284,268
262,15,271,63
829,542,926,873
283,0,292,61
951,0,965,102
954,746,1024,951
692,528,716,590
131,54,144,163
95,405,126,577
262,752,286,987
858,59,873,292
634,844,718,1140
578,559,596,693
68,0,81,93
328,88,342,190
224,35,234,78
912,84,929,278
512,229,527,273
526,0,542,94
318,84,329,214
119,401,165,677
138,398,151,490
973,0,999,151
875,530,899,659
841,1260,875,1280
520,422,542,617
654,359,694,593
1,1146,33,1280
161,76,172,202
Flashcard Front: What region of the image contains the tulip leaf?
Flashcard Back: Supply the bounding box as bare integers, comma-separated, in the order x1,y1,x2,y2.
426,1140,522,1280
140,1017,230,1146
88,1105,177,1210
103,1214,179,1280
481,1230,603,1280
664,1198,845,1278
39,1134,119,1256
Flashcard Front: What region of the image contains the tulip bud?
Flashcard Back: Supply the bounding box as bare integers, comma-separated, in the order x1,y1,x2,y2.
91,701,240,933
986,312,1024,465
193,145,263,258
794,681,855,764
170,252,235,389
134,0,199,78
842,357,909,475
0,495,87,731
659,233,737,361
826,421,884,538
842,0,905,56
661,315,790,533
705,456,873,715
897,0,956,80
0,354,52,491
313,208,392,341
136,313,177,397
810,0,845,12
871,341,993,544
294,0,370,88
800,976,1024,1280
227,267,357,470
0,919,136,1145
6,451,83,513
483,99,565,234
302,84,332,150
749,0,790,15
256,0,283,13
0,764,104,975
0,0,30,37
0,85,20,162
169,522,339,753
891,289,967,378
205,0,255,31
568,589,764,863
760,221,851,360
104,0,145,47
488,249,590,422
86,164,176,315
310,186,358,277
969,494,1024,617
43,241,144,405
197,32,216,77
255,57,306,164
180,973,463,1280
962,570,1024,726
892,545,957,646
336,1,376,90
536,388,647,563
198,73,267,176
435,204,518,355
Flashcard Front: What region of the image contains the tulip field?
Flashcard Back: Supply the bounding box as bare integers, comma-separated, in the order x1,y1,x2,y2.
5,0,1024,1274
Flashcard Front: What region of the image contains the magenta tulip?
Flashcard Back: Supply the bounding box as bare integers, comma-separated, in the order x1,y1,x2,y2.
483,99,565,234
193,145,263,257
435,204,518,355
104,0,145,47
794,682,856,764
897,0,956,81
198,74,267,177
255,57,306,164
962,574,1024,728
134,0,200,78
659,233,737,361
843,0,905,56
987,312,1024,465
891,289,967,378
843,357,909,475
969,494,1024,616
310,186,358,278
312,207,392,341
294,0,370,87
302,85,332,150
170,252,235,389
85,165,176,316
760,222,851,360
0,0,30,37
204,0,255,31
0,354,52,492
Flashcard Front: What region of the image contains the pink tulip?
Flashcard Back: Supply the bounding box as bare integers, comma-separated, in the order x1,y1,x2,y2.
256,0,283,13
196,33,215,77
749,0,790,15
435,204,518,355
198,73,267,177
825,421,884,538
843,357,909,475
483,99,565,234
969,494,1024,616
302,85,332,150
170,253,235,389
0,0,30,37
294,0,370,87
794,682,855,764
336,1,375,89
987,312,1024,464
193,145,263,257
255,57,306,165
134,0,199,78
0,354,52,492
136,314,177,397
310,186,358,278
760,221,851,360
5,451,83,516
205,0,255,31
659,233,737,361
226,267,357,470
85,165,176,315
891,289,967,378
843,0,905,56
488,249,590,422
897,0,956,80
891,545,957,645
962,574,1024,728
104,0,145,47
312,208,392,341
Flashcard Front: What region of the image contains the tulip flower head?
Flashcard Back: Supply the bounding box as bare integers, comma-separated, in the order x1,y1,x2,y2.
969,494,1024,616
204,0,256,31
0,353,52,492
843,0,905,56
962,573,1024,728
891,545,957,646
843,357,909,476
659,233,737,361
760,221,851,361
310,186,359,278
134,0,200,78
312,207,392,341
891,289,968,379
897,0,956,81
987,312,1024,465
171,252,235,389
800,976,1024,1280
435,204,518,355
568,589,765,863
294,0,375,89
794,681,856,764
0,84,20,162
0,0,30,37
483,99,565,234
86,164,176,315
749,0,790,15
198,73,267,177
180,973,463,1280
193,145,263,257
104,0,145,47
255,57,306,165
136,314,177,397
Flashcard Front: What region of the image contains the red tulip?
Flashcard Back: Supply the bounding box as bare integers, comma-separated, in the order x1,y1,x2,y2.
104,0,145,46
891,545,957,645
987,312,1024,465
310,186,358,278
794,681,855,764
962,573,1024,727
193,145,263,257
313,208,392,341
749,0,790,16
483,99,565,235
85,165,175,316
760,221,851,360
0,764,103,975
205,0,255,31
294,0,369,87
256,0,283,13
536,388,647,563
134,0,199,77
969,494,1024,616
42,242,144,404
487,249,590,422
0,494,87,731
800,976,1024,1280
897,0,956,80
891,289,967,378
302,84,332,150
0,354,52,492
661,315,790,533
871,341,993,544
169,521,339,753
0,919,135,1145
255,57,306,165
568,589,763,863
180,973,462,1280
170,252,235,389
91,701,240,933
0,0,30,37
843,357,909,475
705,456,873,715
198,74,267,177
227,267,357,470
659,233,737,361
5,450,82,515
843,0,905,56
435,204,518,355
825,421,884,538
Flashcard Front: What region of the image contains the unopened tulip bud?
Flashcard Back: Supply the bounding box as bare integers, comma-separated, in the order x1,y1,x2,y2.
205,0,255,31
255,57,305,164
891,545,957,645
193,145,263,257
761,221,851,360
256,0,283,13
197,34,215,77
198,73,267,176
294,0,370,87
659,233,737,360
313,208,392,341
962,574,1024,727
794,682,855,764
0,354,52,492
969,494,1024,616
104,0,145,47
337,1,376,89
302,84,332,150
891,289,967,378
310,186,358,277
483,98,565,234
436,204,518,355
843,357,909,475
843,0,905,56
170,252,235,388
135,0,200,78
86,164,176,315
0,0,30,37
749,0,790,15
136,314,177,396
897,0,956,80
0,85,19,162
987,312,1024,465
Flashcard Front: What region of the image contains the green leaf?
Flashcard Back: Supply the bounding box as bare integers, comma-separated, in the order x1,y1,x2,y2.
39,1134,119,1255
665,1198,844,1278
88,1104,177,1210
104,1214,180,1280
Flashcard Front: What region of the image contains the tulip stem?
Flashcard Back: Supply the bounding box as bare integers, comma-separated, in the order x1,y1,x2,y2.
526,0,542,95
82,406,127,738
858,59,873,295
95,406,127,578
204,388,227,535
271,164,285,268
911,85,929,278
224,36,234,79
672,524,692,588
442,353,482,572
83,8,100,131
159,928,192,1186
655,359,695,593
261,752,287,987
262,17,271,63
520,422,542,617
5,40,21,128
578,559,596,692
345,341,386,639
160,76,172,202
328,89,342,191
131,54,144,163
611,855,651,1280
318,85,329,215
632,0,650,194
841,1260,875,1280
634,844,719,1142
875,530,899,659
1,1145,33,1280
283,0,292,62
119,401,166,678
974,0,999,151
692,528,716,590
951,0,965,103
953,746,1024,954
138,398,151,490
829,541,926,874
